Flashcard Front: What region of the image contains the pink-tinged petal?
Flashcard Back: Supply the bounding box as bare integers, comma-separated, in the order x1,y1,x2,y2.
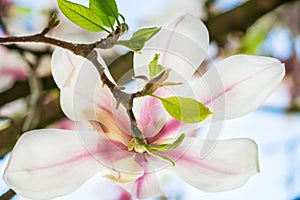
48,118,76,130
0,67,28,80
133,94,168,139
193,55,285,119
120,154,163,199
165,137,259,192
60,82,131,145
83,130,142,178
0,46,28,91
62,124,143,183
134,14,209,80
3,129,106,199
148,118,183,144
58,54,131,144
117,187,132,200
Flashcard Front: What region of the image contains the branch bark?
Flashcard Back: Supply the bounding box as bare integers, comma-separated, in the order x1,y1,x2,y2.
0,76,56,107
205,0,299,45
0,33,112,57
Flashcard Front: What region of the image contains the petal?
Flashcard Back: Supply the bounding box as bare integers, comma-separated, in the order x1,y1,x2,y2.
3,129,105,199
78,129,143,181
193,55,285,119
62,124,145,185
120,154,163,199
134,14,209,80
133,89,168,138
0,46,28,91
51,35,89,89
167,137,259,192
61,83,131,145
56,49,131,144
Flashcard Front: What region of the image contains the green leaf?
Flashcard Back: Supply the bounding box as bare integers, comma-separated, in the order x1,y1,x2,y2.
90,0,118,18
117,27,161,52
57,0,108,32
238,16,274,54
149,54,164,78
89,0,118,28
151,95,212,124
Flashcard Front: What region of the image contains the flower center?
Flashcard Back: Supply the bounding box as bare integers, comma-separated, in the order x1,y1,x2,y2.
128,137,147,153
127,133,185,166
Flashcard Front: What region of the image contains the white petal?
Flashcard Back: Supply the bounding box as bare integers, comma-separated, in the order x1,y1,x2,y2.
167,137,259,192
120,154,163,199
60,82,131,145
133,95,168,138
3,129,105,199
134,14,209,80
193,55,285,119
0,46,28,91
78,129,143,178
51,35,90,89
57,55,131,144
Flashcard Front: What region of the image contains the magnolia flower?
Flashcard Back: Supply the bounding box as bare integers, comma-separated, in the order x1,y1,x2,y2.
3,14,284,199
0,46,28,92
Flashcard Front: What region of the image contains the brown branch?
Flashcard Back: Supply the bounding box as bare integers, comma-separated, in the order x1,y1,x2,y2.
0,189,16,200
0,76,56,107
0,34,98,57
205,0,299,45
4,44,53,57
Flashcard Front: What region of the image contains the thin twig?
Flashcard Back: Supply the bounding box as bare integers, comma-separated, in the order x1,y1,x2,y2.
0,189,16,200
22,60,43,131
0,34,95,57
0,31,119,57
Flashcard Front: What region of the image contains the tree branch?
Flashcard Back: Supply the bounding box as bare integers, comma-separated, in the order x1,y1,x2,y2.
0,76,56,107
0,33,102,57
205,0,299,45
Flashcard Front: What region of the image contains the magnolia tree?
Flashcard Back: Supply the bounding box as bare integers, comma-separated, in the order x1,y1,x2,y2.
0,0,287,199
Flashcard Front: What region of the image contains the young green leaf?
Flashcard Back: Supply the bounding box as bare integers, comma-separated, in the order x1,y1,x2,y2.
89,0,118,28
89,0,118,19
117,27,161,52
151,95,212,124
57,0,108,32
149,54,164,78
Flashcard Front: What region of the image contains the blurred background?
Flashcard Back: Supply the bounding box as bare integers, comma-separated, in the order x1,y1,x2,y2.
0,0,300,199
